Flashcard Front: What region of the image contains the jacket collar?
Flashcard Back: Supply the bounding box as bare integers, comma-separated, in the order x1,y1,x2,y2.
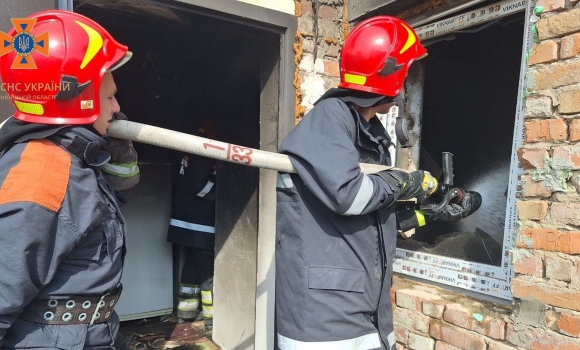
0,116,110,166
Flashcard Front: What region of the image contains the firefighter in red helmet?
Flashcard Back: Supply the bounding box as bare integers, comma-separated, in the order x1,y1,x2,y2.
276,16,481,349
0,10,138,349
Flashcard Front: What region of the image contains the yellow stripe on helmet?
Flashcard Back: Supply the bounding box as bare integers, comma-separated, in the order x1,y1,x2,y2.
75,21,103,70
343,73,367,86
399,23,417,55
15,100,44,115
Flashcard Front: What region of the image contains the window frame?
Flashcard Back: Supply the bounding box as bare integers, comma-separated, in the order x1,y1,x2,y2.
393,0,535,301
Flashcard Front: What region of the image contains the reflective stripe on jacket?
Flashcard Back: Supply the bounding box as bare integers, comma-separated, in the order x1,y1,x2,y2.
167,154,216,250
276,98,398,350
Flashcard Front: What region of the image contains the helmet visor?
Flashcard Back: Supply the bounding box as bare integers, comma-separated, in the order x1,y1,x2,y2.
107,51,133,73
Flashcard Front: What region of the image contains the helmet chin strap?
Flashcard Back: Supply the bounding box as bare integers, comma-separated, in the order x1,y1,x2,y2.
394,92,412,148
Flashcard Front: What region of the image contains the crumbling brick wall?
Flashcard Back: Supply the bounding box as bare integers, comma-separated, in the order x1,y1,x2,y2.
294,0,580,348
294,0,348,123
512,0,580,348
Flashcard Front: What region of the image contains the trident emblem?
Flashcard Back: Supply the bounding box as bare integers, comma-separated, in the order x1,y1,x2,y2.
18,35,30,53
0,18,49,69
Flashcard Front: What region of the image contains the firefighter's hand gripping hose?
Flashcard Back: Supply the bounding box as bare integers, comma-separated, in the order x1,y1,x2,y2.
422,191,482,222
377,169,437,202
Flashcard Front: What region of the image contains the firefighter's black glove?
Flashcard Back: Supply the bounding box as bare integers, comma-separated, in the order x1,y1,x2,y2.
102,112,140,191
378,169,437,201
428,190,482,222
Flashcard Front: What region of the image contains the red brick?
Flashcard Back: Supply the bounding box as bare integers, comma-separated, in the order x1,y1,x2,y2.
323,59,339,77
506,323,535,348
561,33,580,59
434,342,462,350
443,304,507,339
521,174,552,198
408,333,435,350
318,5,338,21
300,0,313,16
531,60,580,90
560,90,580,114
394,307,431,333
513,250,544,278
558,313,580,337
396,289,441,312
518,148,548,170
537,8,580,41
549,118,568,140
528,41,559,65
512,278,580,312
392,277,415,305
530,332,580,350
524,119,567,142
525,119,549,142
537,0,566,11
423,299,449,319
553,145,580,170
517,200,549,220
395,325,410,344
545,257,573,282
517,227,580,253
429,322,486,350
551,202,580,226
570,119,580,142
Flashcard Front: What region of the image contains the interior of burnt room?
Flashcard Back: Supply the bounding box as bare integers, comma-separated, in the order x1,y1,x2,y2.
397,12,525,267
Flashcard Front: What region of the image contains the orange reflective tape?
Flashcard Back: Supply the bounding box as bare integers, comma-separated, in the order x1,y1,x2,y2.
0,139,70,212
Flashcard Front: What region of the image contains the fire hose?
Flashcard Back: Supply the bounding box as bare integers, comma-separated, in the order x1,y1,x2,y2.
107,120,465,213
107,119,392,175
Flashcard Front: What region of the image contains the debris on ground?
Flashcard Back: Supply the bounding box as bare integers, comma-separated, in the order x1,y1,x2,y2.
121,313,218,350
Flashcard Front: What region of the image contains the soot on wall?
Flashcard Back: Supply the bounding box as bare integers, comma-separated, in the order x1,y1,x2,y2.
397,14,524,266
76,3,262,171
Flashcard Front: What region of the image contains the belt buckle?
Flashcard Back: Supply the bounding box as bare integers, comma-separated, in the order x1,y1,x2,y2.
89,292,110,325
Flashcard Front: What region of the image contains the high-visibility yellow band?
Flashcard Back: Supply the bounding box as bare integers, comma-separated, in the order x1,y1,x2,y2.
15,100,44,115
201,290,213,304
76,21,103,69
344,73,367,86
415,210,426,227
400,23,417,54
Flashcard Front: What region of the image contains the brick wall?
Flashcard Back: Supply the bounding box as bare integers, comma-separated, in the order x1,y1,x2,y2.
512,0,580,349
294,0,348,123
293,0,580,349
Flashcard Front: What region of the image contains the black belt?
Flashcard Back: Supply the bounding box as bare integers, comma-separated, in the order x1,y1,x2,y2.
19,285,122,325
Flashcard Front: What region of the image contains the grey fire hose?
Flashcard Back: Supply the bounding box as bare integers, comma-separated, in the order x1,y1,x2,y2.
107,120,394,175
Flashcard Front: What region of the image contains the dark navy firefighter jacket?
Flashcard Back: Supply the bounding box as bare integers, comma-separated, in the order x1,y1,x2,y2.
167,153,216,250
0,120,128,349
276,97,398,350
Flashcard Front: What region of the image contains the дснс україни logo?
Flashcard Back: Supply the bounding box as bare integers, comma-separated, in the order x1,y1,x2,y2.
0,18,49,69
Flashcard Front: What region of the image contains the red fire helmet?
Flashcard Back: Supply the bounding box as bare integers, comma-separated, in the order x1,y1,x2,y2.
0,10,131,124
339,16,427,97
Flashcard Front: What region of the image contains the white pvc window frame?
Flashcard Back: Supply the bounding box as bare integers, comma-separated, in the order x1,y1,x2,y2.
393,0,534,301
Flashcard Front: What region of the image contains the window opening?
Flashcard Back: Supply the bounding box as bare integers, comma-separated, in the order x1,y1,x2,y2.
392,0,534,300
